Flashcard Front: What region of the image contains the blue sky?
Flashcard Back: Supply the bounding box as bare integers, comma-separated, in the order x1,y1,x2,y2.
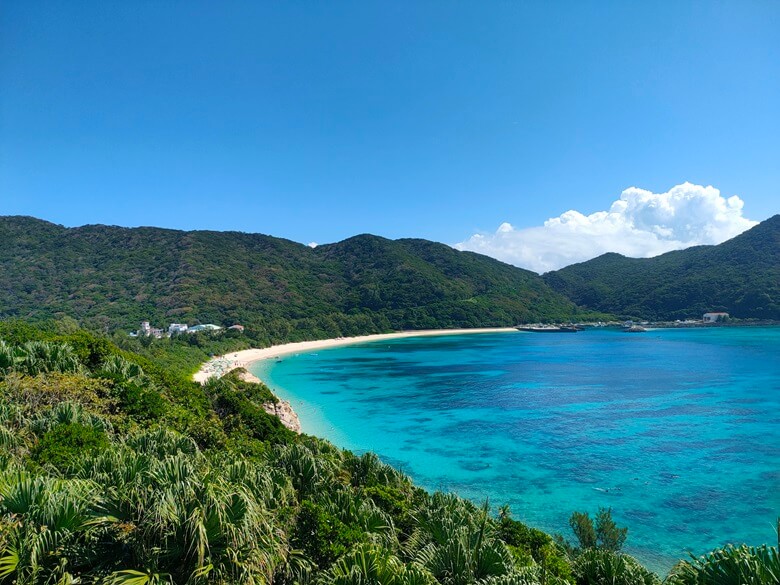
1,2,778,269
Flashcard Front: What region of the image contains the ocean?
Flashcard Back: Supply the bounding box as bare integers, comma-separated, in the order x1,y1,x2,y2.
252,327,780,573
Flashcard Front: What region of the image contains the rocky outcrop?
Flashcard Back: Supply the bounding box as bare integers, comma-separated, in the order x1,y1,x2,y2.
237,369,302,433
262,399,302,434
236,369,263,384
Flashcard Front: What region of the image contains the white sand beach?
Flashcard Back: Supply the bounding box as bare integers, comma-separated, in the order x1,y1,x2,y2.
193,327,517,383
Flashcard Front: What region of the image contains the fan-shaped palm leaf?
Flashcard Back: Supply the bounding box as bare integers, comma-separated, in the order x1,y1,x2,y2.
665,544,779,585
15,341,84,377
0,341,14,376
574,548,659,585
98,356,146,382
127,428,198,459
319,544,436,585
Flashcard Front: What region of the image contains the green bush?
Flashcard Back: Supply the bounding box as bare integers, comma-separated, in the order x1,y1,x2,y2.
293,499,366,569
569,508,627,552
665,544,780,585
118,381,166,421
221,368,277,403
499,516,552,556
498,510,572,582
573,549,659,585
207,376,294,444
364,484,416,537
32,422,109,470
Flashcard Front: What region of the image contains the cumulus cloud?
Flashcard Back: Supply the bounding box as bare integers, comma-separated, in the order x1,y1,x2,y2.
454,182,757,273
308,242,318,248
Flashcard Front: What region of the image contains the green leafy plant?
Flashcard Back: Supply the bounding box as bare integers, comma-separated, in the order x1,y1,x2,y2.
665,544,780,585
32,422,109,470
568,508,627,552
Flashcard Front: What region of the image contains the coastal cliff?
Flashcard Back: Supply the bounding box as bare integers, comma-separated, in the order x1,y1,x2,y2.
262,399,301,434
237,369,302,433
193,358,302,434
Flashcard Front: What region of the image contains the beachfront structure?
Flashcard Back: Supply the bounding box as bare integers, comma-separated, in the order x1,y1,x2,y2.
703,312,729,323
136,321,163,338
188,324,222,333
131,320,227,337
228,324,245,332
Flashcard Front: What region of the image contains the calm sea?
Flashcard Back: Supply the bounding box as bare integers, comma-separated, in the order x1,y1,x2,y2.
252,328,780,573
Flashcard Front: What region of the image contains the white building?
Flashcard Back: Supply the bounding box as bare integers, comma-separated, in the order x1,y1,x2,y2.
187,324,222,333
168,323,189,334
703,312,729,323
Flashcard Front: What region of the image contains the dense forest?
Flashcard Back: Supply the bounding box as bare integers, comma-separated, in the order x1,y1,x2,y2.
3,215,779,339
543,215,780,321
0,217,595,340
1,319,777,585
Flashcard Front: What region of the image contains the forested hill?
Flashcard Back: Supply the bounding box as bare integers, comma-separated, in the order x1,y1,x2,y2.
543,215,780,321
0,216,581,337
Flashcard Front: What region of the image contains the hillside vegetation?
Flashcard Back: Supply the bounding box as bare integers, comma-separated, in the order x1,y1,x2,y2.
0,217,587,339
7,214,777,330
1,321,777,585
543,215,780,321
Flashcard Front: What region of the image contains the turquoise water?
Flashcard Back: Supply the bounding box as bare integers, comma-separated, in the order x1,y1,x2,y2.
252,328,780,573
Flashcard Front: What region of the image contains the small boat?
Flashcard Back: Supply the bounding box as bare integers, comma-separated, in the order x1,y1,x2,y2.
516,325,580,333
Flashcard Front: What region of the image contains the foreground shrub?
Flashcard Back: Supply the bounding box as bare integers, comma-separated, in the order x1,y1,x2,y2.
665,544,780,585
116,381,167,420
573,549,659,585
498,507,572,583
318,543,437,585
32,422,109,470
294,499,367,569
13,341,85,377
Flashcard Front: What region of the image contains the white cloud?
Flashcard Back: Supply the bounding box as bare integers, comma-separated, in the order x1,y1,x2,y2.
454,182,758,273
308,242,318,248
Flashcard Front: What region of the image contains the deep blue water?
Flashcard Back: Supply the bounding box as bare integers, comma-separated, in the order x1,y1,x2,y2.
252,328,780,573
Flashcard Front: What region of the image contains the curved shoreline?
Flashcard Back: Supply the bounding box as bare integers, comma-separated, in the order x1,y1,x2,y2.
193,327,518,383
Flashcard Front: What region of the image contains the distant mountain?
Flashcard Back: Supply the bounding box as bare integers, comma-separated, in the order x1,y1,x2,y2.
543,215,780,320
0,216,581,338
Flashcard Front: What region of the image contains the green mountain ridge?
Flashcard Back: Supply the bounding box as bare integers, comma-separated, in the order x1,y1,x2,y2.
4,214,778,331
543,215,780,321
0,216,581,337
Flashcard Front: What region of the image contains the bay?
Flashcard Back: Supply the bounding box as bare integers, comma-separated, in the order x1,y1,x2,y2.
252,327,780,573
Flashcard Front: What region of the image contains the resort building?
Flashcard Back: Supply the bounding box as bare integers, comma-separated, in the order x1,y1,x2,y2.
132,320,229,337
703,312,729,323
136,321,163,338
187,324,223,333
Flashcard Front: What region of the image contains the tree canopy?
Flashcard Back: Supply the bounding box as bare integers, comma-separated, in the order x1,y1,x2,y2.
544,215,780,321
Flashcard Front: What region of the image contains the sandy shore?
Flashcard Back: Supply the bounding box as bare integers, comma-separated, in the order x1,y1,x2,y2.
193,327,517,383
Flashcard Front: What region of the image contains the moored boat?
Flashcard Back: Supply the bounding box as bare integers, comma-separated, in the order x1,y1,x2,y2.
516,325,580,333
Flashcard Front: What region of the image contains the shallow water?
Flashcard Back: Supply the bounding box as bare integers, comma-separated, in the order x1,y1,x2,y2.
252,327,780,573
